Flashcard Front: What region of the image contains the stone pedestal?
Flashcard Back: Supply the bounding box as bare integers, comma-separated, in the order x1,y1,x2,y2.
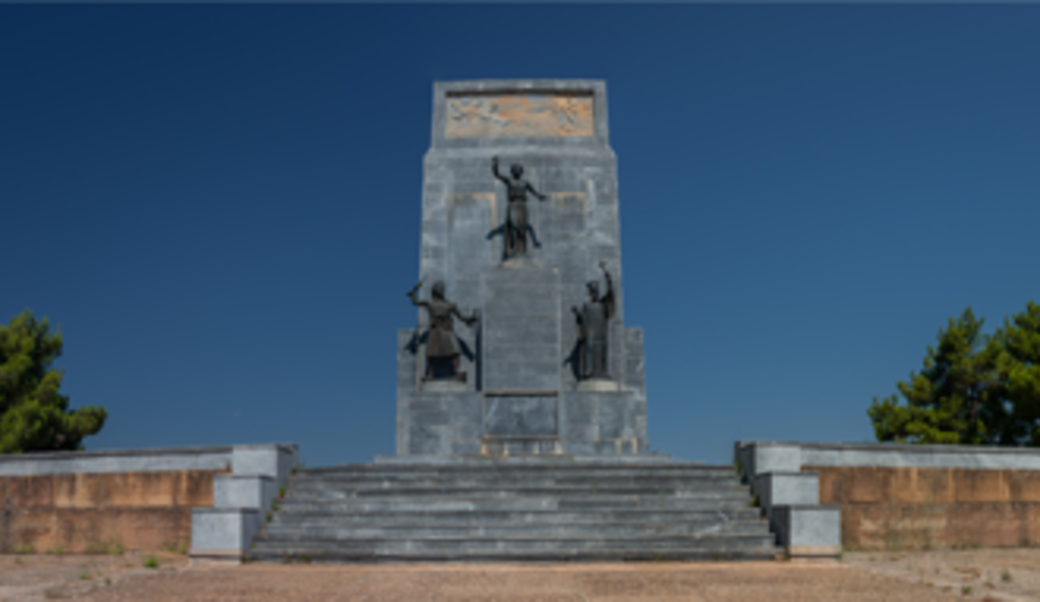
576,379,620,392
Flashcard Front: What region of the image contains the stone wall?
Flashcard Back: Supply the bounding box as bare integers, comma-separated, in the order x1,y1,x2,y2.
813,465,1040,551
737,441,1040,553
0,444,297,559
1,470,221,554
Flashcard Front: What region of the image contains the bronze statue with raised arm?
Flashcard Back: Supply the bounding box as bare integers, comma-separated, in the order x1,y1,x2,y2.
572,262,615,380
408,280,478,382
492,156,548,259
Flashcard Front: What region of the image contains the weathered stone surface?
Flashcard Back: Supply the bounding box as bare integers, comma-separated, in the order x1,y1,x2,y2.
737,441,1040,553
396,80,649,457
399,391,483,456
810,465,1040,550
252,461,778,561
481,263,561,392
0,470,221,553
484,395,558,437
444,92,594,139
0,444,297,558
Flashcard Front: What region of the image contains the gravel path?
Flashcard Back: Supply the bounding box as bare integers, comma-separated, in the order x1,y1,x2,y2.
5,549,1040,601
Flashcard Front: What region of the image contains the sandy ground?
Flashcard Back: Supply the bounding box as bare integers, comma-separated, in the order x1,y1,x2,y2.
2,549,1040,601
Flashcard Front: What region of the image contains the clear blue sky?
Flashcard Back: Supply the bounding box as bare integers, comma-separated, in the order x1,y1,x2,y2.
2,6,1038,466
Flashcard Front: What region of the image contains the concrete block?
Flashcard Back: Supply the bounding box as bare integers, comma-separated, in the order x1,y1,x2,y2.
769,505,841,557
231,445,297,486
743,443,803,478
753,472,820,510
190,508,261,560
213,475,277,511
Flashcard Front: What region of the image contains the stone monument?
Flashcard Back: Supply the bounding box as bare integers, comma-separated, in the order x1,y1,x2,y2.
573,261,615,384
406,279,478,383
247,79,789,564
491,156,548,259
396,80,648,457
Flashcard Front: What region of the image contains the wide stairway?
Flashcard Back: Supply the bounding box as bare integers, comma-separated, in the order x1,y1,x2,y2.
250,458,779,562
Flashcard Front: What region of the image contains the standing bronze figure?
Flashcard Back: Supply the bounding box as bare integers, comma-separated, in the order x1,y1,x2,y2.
408,280,478,382
492,156,548,259
572,262,615,380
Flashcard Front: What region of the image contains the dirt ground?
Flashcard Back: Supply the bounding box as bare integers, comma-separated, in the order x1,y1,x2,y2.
2,549,1040,601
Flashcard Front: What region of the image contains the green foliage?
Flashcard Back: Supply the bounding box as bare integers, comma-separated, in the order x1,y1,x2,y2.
869,302,1040,446
0,310,106,453
86,540,124,555
994,301,1040,445
143,554,159,569
161,541,187,555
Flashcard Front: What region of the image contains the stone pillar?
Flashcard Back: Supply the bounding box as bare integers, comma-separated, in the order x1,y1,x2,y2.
395,80,649,457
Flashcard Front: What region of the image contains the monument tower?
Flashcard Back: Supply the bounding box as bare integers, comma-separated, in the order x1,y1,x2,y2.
251,81,779,562
396,80,648,457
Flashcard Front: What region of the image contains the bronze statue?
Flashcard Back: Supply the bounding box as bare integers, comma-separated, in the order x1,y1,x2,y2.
408,280,478,382
492,156,548,259
572,262,615,380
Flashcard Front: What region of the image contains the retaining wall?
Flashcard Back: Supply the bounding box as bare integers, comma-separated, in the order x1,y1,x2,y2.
0,444,297,559
736,441,1040,553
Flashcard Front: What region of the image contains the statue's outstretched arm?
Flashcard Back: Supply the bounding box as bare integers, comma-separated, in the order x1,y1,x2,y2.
453,305,478,326
527,182,548,201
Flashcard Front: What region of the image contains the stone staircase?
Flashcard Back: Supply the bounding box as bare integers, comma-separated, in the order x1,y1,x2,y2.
250,458,779,562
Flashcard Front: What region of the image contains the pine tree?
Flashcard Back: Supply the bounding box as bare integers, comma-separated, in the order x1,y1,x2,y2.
0,311,106,453
868,307,1001,444
994,301,1040,445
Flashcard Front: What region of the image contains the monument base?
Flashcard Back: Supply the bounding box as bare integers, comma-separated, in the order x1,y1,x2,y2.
480,437,563,457
576,378,620,392
421,379,469,393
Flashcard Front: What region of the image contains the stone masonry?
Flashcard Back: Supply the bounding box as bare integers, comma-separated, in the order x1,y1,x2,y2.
396,80,647,457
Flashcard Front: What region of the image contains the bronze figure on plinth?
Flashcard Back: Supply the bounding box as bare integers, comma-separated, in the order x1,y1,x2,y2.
492,156,548,259
407,280,478,382
572,262,615,380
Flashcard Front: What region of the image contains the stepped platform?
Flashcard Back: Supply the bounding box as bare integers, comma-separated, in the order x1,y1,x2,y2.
250,458,780,562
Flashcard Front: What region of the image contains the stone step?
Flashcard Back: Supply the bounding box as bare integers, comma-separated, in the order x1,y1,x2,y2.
299,465,735,479
260,520,770,540
269,508,764,526
252,533,776,554
371,455,685,466
253,460,777,562
250,545,779,562
284,485,751,500
276,496,756,513
289,476,744,490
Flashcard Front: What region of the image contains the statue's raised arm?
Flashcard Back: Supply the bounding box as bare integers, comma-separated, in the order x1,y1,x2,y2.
599,262,615,319
407,281,429,308
491,156,510,184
